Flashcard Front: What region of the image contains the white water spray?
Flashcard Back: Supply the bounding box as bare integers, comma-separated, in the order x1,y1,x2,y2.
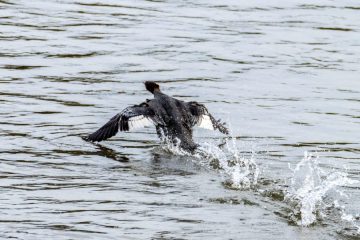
198,136,259,189
159,135,259,190
286,151,358,227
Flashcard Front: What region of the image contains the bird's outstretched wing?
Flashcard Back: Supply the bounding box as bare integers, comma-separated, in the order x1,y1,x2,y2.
186,101,229,134
85,102,160,142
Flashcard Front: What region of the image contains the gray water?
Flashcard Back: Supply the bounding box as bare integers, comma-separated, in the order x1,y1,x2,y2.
1,0,360,239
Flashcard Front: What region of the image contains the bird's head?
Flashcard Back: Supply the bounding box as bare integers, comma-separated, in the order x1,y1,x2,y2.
145,81,160,93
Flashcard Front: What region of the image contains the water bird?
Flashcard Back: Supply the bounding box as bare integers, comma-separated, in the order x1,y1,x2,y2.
85,81,229,151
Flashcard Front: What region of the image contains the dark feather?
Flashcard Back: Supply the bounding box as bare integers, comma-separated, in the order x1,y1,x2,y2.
186,101,229,135
86,114,121,142
85,102,158,142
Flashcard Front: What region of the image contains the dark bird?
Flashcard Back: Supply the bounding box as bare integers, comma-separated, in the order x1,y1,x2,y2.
85,81,229,152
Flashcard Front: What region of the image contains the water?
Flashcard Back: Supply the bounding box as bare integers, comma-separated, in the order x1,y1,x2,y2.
285,152,358,227
1,0,360,239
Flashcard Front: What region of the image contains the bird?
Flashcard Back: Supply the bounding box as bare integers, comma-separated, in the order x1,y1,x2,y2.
84,81,229,152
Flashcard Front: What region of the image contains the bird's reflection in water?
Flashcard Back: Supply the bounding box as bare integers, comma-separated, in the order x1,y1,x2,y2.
149,150,201,177
93,143,130,163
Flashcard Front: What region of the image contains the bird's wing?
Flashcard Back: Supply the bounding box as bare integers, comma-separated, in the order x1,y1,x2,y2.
186,101,229,134
85,102,160,142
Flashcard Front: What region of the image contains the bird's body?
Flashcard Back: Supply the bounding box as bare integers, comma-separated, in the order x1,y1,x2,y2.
85,82,228,151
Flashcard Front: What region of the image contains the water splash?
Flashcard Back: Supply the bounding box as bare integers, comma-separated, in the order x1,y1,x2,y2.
159,135,259,190
198,137,259,190
285,151,358,227
158,135,194,156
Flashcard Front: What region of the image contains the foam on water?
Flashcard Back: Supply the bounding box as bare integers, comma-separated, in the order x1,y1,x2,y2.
285,152,358,227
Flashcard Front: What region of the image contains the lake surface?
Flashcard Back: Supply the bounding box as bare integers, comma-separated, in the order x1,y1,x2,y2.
0,0,359,239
